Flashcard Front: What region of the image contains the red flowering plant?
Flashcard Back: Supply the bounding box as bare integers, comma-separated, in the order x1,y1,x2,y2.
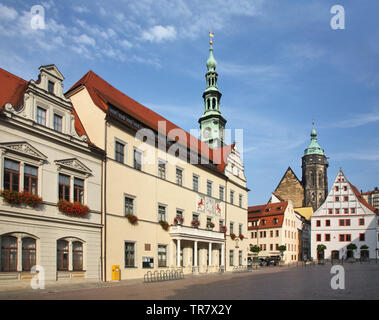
173,215,184,225
0,190,42,208
206,221,215,230
126,213,138,225
230,233,237,240
219,225,227,233
191,218,200,228
57,200,90,217
239,234,245,240
159,220,170,231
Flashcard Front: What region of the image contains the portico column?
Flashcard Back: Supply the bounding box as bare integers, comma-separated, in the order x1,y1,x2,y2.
170,240,174,266
221,243,225,266
209,242,212,266
194,241,198,267
177,239,181,267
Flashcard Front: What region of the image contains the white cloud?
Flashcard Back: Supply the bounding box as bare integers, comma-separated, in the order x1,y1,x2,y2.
333,110,379,128
120,39,133,49
0,4,18,20
141,25,177,43
73,6,90,14
73,34,96,47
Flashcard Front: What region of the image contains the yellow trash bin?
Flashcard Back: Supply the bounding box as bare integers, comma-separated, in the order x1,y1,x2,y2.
112,265,120,281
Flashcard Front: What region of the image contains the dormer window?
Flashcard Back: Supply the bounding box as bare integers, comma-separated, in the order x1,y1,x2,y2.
48,80,55,94
54,114,62,132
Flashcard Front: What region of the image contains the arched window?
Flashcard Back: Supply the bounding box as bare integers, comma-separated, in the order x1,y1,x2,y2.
212,98,216,109
318,172,323,187
310,171,315,187
311,192,316,202
57,240,69,271
72,241,83,271
207,99,210,110
22,237,36,271
1,236,17,272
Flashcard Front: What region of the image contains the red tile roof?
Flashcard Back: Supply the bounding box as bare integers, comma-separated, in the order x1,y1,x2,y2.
66,70,233,173
247,201,288,229
348,182,379,215
0,67,92,146
0,67,28,110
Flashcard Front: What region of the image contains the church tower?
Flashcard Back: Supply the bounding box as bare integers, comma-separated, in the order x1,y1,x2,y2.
199,34,227,149
302,123,329,210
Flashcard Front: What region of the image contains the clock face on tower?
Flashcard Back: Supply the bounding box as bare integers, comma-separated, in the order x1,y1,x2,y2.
203,127,212,139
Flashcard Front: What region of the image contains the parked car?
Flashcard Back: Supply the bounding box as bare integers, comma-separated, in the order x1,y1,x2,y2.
265,256,280,266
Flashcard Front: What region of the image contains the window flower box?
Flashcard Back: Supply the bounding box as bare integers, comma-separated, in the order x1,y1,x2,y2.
219,225,227,233
206,221,215,230
191,218,200,228
230,233,237,240
126,213,138,225
239,234,245,240
1,190,42,208
57,200,89,217
173,215,184,225
159,220,169,231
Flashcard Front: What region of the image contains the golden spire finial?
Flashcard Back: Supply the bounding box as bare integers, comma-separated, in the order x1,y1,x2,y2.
209,27,214,45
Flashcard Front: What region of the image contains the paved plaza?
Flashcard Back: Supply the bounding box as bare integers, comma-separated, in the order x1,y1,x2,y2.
0,263,378,300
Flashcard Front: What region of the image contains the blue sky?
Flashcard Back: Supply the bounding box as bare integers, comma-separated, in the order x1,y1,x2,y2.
1,0,379,205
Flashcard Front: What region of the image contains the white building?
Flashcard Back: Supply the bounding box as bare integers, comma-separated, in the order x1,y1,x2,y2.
0,65,104,282
311,169,379,261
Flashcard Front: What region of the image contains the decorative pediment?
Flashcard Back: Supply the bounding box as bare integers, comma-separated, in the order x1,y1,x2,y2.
55,158,92,175
0,141,47,161
39,64,65,81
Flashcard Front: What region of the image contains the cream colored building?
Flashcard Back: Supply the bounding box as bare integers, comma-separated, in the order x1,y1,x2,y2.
0,65,103,282
248,199,299,263
66,49,249,280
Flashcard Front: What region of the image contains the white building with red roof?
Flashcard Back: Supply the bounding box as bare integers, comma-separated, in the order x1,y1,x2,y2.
0,65,104,282
311,169,379,261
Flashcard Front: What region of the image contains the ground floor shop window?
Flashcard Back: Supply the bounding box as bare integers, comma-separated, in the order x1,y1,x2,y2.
22,237,36,271
57,240,69,271
73,241,83,271
1,236,17,272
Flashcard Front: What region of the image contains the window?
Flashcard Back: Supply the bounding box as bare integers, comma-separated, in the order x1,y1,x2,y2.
328,209,333,215
335,209,340,214
74,178,84,203
24,164,38,194
219,186,224,201
230,190,234,204
325,220,331,227
57,240,69,271
124,196,134,215
316,220,321,227
239,194,242,207
158,245,167,267
343,196,349,202
335,186,339,192
230,222,234,234
53,114,62,132
1,236,17,272
344,208,349,214
36,107,46,126
125,242,135,267
4,159,19,191
359,218,364,226
58,174,70,201
351,208,356,214
133,149,142,171
158,205,166,221
261,219,266,226
316,234,321,241
335,196,340,202
158,161,166,179
22,237,36,271
207,181,212,196
273,218,278,225
343,186,347,191
239,224,242,235
359,233,365,242
325,234,331,242
115,141,125,163
239,251,242,266
72,241,83,271
270,244,273,251
339,234,351,242
192,175,199,191
229,250,234,266
276,230,279,237
339,219,345,226
48,80,55,93
176,167,183,186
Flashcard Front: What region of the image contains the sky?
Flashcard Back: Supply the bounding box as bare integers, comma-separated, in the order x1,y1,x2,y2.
0,0,379,206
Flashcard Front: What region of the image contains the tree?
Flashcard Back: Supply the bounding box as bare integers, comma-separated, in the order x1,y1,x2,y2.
347,243,357,251
278,245,286,261
250,245,261,255
317,244,327,252
360,244,369,250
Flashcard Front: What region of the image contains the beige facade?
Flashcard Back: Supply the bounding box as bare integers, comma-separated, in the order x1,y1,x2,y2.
248,200,299,263
67,71,249,281
0,66,103,282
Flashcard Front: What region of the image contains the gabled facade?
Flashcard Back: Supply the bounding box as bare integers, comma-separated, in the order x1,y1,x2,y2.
0,66,103,282
273,167,304,208
311,169,379,260
66,43,248,281
361,187,379,210
248,199,299,263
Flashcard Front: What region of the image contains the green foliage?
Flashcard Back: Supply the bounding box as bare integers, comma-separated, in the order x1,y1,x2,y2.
317,244,327,252
250,245,261,254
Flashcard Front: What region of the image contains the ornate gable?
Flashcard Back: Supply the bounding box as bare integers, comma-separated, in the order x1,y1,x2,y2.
55,158,92,176
0,141,47,162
